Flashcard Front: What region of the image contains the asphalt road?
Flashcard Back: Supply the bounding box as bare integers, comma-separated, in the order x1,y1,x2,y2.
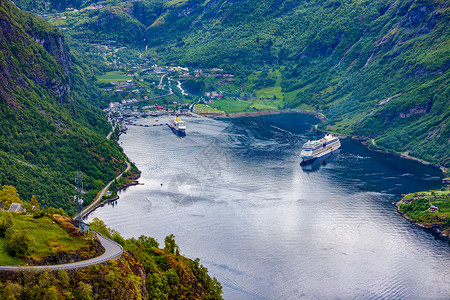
74,161,131,220
0,233,123,271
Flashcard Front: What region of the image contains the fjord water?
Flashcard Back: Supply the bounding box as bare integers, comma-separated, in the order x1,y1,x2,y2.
86,113,449,299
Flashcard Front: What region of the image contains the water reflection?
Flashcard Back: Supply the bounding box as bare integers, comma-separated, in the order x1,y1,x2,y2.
87,113,449,300
300,149,341,172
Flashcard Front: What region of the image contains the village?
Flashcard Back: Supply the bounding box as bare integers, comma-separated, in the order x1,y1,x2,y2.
100,60,236,133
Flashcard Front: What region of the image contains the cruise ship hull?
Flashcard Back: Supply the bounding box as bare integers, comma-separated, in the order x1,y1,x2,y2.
300,149,341,172
300,147,339,162
300,134,341,163
168,124,186,137
168,116,186,134
168,123,185,133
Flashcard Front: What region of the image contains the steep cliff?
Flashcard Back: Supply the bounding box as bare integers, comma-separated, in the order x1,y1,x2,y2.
0,1,71,106
0,0,127,213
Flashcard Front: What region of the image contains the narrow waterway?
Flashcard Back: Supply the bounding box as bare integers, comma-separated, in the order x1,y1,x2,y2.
87,113,449,299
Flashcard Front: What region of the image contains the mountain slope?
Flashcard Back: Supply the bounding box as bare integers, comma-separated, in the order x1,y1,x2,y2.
0,0,128,214
148,0,450,168
16,0,450,168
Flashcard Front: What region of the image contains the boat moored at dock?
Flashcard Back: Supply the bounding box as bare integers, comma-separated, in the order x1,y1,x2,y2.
168,116,186,134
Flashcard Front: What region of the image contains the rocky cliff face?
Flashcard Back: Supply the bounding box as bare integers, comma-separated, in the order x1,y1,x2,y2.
0,1,72,106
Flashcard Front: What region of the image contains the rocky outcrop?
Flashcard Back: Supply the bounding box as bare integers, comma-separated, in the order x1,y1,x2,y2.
68,251,147,299
0,253,147,300
398,99,433,119
396,202,449,241
52,214,84,236
30,32,71,76
0,0,72,106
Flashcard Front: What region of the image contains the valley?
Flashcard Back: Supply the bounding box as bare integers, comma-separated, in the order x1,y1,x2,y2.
33,0,449,171
0,0,449,298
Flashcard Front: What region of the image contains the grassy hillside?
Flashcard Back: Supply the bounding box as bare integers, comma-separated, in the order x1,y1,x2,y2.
0,0,129,214
0,212,97,266
0,202,222,299
397,187,450,237
0,210,223,299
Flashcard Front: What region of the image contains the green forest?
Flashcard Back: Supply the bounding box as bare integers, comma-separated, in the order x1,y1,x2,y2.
0,0,128,214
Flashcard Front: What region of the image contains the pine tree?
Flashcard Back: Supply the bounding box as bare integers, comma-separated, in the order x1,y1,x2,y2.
30,195,39,210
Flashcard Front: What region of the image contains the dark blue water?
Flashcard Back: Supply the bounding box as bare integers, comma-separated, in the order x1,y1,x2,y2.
87,113,450,299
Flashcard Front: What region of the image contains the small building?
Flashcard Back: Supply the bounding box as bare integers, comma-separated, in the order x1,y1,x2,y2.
429,205,439,212
8,203,23,213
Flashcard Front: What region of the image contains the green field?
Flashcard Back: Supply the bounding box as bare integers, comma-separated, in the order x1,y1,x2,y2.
210,97,286,113
97,71,131,83
398,188,450,234
193,104,224,114
254,86,284,101
0,238,23,265
209,99,252,113
0,213,91,265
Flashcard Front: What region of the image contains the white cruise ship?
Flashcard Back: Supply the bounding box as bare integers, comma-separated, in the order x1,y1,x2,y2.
300,134,341,162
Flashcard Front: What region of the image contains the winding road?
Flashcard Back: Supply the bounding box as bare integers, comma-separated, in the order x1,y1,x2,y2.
0,159,127,271
0,233,123,271
0,117,132,271
74,161,131,220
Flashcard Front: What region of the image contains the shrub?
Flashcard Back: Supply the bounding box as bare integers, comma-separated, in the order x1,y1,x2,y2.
76,282,93,300
0,213,13,237
5,229,33,257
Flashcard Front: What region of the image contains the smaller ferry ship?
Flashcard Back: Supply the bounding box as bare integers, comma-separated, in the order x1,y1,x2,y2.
168,116,186,133
300,134,341,163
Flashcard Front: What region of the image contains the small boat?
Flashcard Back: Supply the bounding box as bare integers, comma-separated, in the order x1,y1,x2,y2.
300,134,341,163
168,116,186,133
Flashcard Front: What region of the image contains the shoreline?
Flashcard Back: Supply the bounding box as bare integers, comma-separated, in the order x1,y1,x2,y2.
207,108,447,176
395,200,449,241
223,109,327,121
81,175,141,220
318,131,448,177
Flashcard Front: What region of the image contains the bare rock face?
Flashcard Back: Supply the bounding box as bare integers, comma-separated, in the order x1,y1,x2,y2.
398,99,433,119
